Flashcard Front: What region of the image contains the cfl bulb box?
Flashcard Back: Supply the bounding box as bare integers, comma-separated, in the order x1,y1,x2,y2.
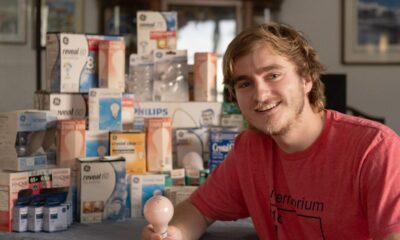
0,167,70,232
0,110,56,171
88,88,123,131
12,206,28,232
194,52,217,102
34,91,88,120
145,117,173,172
175,128,209,169
42,205,68,232
136,11,177,56
98,40,126,92
27,206,43,232
85,130,109,157
135,102,222,128
110,131,146,174
128,174,165,218
46,33,124,93
209,129,240,172
77,156,126,224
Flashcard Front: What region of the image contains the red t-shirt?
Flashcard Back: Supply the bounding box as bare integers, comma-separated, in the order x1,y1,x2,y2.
191,110,400,239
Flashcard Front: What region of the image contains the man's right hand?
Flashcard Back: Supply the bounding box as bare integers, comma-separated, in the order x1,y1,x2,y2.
141,224,183,240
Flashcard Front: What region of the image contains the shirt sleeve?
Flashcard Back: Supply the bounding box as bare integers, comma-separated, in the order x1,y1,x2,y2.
360,131,400,239
190,133,249,221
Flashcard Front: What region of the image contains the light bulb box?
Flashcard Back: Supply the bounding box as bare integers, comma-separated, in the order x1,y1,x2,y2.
110,131,147,174
77,156,126,224
134,102,222,128
98,40,126,92
164,186,197,206
0,167,71,232
0,110,57,172
85,130,109,157
175,128,209,169
136,11,177,56
34,91,88,120
42,205,68,232
193,52,217,102
208,129,240,172
145,117,173,172
128,174,165,218
46,33,124,93
88,88,123,131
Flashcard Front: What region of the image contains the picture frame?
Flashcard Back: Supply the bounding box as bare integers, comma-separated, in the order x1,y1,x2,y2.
41,0,84,47
0,0,27,44
343,0,400,64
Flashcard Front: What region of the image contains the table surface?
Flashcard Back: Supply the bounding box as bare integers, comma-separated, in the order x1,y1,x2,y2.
0,218,258,240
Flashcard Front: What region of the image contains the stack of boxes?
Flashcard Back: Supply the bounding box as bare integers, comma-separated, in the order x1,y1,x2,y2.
0,10,246,234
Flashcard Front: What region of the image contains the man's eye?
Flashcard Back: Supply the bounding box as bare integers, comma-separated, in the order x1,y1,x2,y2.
268,73,280,80
236,81,250,89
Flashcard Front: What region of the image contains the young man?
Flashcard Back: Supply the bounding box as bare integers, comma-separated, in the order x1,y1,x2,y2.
142,22,400,240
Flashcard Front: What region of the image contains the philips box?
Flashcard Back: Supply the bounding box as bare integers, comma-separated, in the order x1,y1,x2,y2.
134,102,222,128
128,174,165,218
0,168,71,232
77,156,126,224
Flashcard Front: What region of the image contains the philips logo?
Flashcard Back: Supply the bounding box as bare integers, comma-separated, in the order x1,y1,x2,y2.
135,107,168,116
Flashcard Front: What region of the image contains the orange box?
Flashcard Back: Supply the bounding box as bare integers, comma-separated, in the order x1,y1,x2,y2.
194,52,217,102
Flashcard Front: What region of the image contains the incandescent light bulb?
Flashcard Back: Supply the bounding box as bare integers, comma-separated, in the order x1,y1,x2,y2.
144,195,174,239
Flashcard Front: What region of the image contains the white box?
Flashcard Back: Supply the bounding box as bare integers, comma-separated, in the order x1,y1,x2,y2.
136,11,177,56
175,128,209,169
129,174,165,218
88,88,123,131
134,102,222,128
77,157,126,224
194,52,217,102
43,205,68,232
28,206,43,232
0,168,71,232
57,119,86,169
46,33,124,93
35,92,88,120
12,206,28,232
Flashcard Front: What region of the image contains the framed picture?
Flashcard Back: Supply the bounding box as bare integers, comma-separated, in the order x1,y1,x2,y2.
41,0,84,47
343,0,400,64
0,0,27,43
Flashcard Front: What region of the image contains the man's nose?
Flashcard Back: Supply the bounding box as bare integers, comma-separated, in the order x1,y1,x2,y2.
253,79,270,102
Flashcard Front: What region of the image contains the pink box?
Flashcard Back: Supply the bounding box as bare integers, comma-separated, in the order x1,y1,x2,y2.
194,52,217,102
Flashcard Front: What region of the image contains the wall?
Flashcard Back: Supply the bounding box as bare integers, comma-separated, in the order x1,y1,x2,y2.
277,0,400,133
1,0,400,133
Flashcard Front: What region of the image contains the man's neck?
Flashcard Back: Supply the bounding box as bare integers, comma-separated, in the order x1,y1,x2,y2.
272,108,326,154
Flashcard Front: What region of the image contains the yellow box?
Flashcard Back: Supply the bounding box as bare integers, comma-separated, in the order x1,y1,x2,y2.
110,131,146,173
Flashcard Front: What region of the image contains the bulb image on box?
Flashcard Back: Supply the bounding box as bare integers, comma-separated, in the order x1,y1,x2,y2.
182,152,204,170
144,195,174,239
65,130,84,157
97,145,107,157
110,103,120,119
152,127,170,167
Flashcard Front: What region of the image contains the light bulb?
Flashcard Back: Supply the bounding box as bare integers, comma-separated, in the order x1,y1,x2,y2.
182,152,204,170
110,102,120,119
143,195,174,238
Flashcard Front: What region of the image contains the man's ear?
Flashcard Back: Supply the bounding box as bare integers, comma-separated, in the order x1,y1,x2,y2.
303,75,313,94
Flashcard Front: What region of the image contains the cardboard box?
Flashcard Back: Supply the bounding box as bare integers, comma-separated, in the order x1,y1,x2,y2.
77,157,126,224
98,40,126,92
136,11,177,56
134,102,222,128
0,110,56,171
128,174,165,218
194,52,217,102
0,167,71,232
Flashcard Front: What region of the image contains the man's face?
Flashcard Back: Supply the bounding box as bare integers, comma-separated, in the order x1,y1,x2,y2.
232,44,312,136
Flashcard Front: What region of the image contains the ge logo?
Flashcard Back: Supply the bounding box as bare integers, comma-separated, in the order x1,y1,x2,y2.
84,165,91,172
53,97,61,106
139,14,146,21
133,177,140,183
63,37,69,45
